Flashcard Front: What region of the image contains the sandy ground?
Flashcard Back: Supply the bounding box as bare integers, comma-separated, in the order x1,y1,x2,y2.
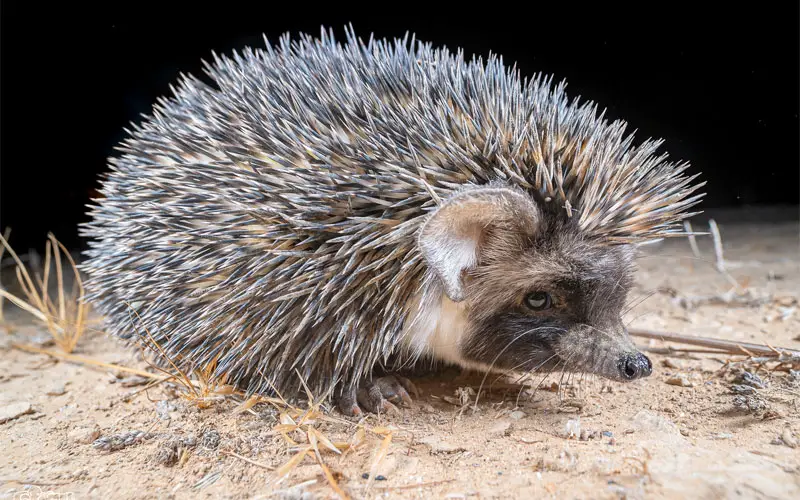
1,208,799,500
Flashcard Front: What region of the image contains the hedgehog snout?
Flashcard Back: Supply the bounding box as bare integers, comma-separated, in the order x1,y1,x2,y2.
619,352,653,380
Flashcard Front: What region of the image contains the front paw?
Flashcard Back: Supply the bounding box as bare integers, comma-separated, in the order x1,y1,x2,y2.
337,375,419,416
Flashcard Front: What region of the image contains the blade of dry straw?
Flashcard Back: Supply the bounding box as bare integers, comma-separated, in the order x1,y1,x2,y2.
12,342,164,379
53,236,87,350
308,430,348,500
233,395,262,414
0,227,10,322
125,301,199,397
275,446,312,483
0,290,51,324
49,234,66,324
221,450,275,470
366,430,393,490
0,230,44,312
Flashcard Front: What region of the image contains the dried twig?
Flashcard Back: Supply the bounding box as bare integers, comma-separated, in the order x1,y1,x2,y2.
707,219,744,291
708,219,725,272
221,450,275,470
0,227,11,323
630,328,800,358
360,479,456,492
683,221,702,259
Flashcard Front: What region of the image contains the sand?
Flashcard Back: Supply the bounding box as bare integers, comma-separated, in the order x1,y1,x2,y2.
1,209,799,499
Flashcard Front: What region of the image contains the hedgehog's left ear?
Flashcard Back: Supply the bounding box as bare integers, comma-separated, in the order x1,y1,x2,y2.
418,186,541,302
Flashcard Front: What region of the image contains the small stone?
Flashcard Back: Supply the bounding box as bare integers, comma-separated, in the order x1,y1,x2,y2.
375,475,387,481
70,425,102,444
712,432,733,440
665,375,693,387
780,428,797,449
154,441,180,466
0,402,33,424
730,384,757,394
418,436,466,454
735,371,766,389
601,431,613,438
119,376,149,388
488,420,511,437
509,410,526,420
362,473,369,479
93,430,151,452
156,400,176,421
661,359,681,369
564,418,581,439
630,410,683,442
46,385,66,396
732,395,767,413
201,429,221,450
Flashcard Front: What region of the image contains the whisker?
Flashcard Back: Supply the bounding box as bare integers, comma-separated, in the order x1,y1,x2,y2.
514,353,559,407
473,327,552,409
624,310,656,328
554,350,578,404
527,359,562,402
622,288,659,316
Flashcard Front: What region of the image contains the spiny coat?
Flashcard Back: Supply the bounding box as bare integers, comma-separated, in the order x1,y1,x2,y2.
80,27,703,400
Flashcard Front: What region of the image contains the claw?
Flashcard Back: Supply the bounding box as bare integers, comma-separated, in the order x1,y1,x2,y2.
337,375,418,416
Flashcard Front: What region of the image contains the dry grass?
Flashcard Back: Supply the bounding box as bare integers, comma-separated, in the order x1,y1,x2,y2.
0,227,11,323
125,303,239,409
123,303,392,499
0,231,89,352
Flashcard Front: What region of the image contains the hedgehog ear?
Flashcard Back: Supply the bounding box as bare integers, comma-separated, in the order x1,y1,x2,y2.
418,186,541,302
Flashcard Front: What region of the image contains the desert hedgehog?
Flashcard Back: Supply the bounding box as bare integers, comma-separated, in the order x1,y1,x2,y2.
80,26,704,415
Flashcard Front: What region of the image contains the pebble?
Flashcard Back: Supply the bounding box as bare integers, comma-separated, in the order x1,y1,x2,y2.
509,410,526,420
0,402,33,424
780,428,797,449
666,375,693,387
564,418,581,438
418,436,466,454
46,385,66,396
120,376,150,388
488,420,511,437
201,429,221,450
70,425,102,444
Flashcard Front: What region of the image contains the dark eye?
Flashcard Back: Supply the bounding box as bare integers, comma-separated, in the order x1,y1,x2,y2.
524,291,552,311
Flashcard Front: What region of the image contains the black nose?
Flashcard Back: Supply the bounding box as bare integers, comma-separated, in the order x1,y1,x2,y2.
621,353,652,380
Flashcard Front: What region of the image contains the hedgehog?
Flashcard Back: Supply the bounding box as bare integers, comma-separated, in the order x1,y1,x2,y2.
79,26,704,416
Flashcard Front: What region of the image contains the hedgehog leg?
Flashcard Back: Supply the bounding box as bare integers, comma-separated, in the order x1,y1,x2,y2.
337,387,363,417
337,376,419,416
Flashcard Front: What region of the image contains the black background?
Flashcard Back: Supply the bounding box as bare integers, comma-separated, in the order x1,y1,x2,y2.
1,4,798,252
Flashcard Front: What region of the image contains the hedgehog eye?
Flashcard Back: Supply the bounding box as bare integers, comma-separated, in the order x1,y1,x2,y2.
524,291,552,311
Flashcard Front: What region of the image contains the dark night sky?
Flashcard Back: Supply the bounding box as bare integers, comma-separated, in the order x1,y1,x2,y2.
1,4,798,251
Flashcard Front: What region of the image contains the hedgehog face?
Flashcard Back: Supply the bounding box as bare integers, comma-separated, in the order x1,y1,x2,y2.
460,237,652,382
416,184,653,382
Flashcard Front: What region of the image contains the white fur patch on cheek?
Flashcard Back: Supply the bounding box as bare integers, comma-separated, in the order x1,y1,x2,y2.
402,291,501,373
401,291,468,364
